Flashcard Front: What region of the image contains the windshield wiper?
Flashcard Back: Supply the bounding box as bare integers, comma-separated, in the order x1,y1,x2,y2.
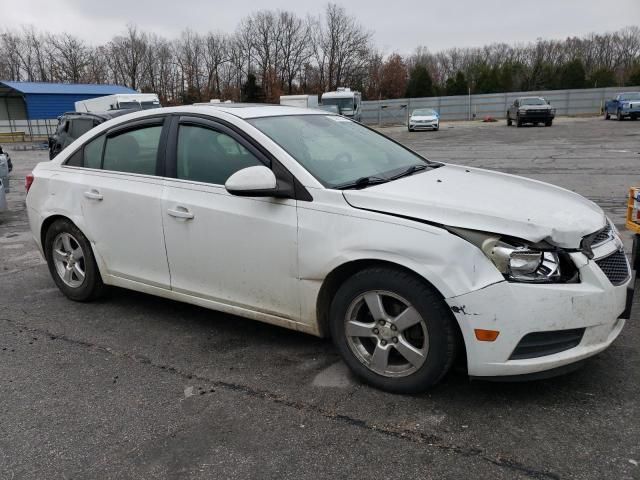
335,176,389,190
388,164,430,180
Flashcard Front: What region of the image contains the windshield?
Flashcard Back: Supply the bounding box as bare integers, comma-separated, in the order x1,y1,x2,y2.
322,98,355,110
520,98,547,106
117,101,141,109
412,109,437,116
318,104,340,113
620,93,640,101
248,115,430,188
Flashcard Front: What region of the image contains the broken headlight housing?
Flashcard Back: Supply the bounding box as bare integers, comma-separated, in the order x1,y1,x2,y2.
482,239,564,282
450,228,579,283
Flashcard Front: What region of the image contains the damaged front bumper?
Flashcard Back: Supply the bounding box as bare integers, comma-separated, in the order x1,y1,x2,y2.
446,249,632,378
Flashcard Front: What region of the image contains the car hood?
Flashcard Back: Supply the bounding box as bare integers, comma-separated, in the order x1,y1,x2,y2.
342,164,605,248
411,115,438,121
520,105,552,110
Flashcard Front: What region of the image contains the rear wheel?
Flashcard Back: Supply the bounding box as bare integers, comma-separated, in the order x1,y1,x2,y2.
44,219,105,301
516,115,522,127
604,109,610,120
330,267,457,393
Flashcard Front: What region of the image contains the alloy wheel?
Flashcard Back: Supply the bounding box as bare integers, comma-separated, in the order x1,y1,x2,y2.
52,232,86,288
344,290,429,377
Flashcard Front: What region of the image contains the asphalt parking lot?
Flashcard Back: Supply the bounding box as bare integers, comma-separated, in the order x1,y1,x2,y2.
1,117,639,480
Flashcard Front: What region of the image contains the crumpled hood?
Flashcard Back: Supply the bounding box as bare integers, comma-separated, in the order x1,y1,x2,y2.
343,164,605,248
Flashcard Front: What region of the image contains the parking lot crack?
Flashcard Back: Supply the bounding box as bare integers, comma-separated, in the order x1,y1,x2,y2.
0,316,561,480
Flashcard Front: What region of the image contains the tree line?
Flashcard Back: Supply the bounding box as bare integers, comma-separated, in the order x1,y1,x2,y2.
1,3,639,104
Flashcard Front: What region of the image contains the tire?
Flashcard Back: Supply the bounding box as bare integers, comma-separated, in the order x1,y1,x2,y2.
329,267,457,393
604,109,610,120
44,218,105,302
616,109,624,121
506,115,512,126
516,116,522,127
545,119,553,127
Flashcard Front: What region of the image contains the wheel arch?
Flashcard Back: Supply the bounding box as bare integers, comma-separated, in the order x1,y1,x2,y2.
315,259,463,344
40,214,74,259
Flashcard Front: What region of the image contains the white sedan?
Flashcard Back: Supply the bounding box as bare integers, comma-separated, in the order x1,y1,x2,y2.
26,105,633,393
408,108,440,131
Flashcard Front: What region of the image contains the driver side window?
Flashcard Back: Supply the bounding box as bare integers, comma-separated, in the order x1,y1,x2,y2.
176,125,263,185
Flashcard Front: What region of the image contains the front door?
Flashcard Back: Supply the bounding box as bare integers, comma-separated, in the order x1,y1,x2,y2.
161,117,300,320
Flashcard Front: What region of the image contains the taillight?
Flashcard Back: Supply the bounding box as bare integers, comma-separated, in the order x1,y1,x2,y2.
25,173,34,193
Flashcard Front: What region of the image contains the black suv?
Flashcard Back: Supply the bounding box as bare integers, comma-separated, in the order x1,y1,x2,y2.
48,110,136,159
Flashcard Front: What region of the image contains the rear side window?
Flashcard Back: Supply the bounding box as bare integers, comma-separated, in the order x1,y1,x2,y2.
176,125,263,185
102,126,162,175
69,118,97,139
84,135,105,169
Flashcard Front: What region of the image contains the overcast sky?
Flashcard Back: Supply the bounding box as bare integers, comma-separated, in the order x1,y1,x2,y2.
3,0,639,54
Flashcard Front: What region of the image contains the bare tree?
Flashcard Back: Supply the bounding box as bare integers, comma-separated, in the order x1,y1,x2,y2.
49,33,90,83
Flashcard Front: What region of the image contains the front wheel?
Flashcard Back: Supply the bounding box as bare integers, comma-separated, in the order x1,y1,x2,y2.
330,267,457,393
616,109,624,121
545,119,553,127
604,109,610,120
44,218,105,301
506,115,512,126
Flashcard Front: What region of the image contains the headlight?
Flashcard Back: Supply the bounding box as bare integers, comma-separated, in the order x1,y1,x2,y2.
482,239,562,282
622,102,631,109
550,108,556,114
449,228,579,283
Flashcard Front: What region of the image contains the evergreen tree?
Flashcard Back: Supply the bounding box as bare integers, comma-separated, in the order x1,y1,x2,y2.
445,71,468,96
559,59,586,89
241,74,264,102
406,65,434,98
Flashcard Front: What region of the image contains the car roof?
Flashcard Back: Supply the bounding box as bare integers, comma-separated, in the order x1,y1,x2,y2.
518,96,545,100
185,104,329,119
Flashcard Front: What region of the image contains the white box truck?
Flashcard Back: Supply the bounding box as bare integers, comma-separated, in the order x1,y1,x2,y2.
75,93,161,113
279,94,319,109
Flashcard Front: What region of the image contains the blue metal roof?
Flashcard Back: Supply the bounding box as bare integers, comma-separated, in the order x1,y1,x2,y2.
0,81,138,119
0,81,136,95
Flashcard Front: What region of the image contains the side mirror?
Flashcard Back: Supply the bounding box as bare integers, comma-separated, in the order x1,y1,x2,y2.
225,166,277,197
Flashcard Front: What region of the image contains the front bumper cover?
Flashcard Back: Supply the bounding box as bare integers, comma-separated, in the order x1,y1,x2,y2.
447,250,631,377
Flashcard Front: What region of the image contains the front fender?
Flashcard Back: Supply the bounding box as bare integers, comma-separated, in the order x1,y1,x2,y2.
296,203,504,327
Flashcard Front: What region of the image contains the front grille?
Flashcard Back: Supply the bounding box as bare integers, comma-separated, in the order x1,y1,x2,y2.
595,250,630,286
510,328,585,360
590,224,612,247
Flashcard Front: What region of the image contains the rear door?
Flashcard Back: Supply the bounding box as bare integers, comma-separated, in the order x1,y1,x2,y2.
63,116,171,288
161,116,300,319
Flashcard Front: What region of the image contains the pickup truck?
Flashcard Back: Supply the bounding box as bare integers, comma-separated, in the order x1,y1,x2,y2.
506,97,555,127
604,92,640,121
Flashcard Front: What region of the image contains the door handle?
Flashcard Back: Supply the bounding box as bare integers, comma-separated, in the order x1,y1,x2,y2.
84,189,103,201
167,206,195,220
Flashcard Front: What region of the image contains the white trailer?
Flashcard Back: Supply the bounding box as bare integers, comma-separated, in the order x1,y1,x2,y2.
279,94,319,109
75,93,161,113
321,88,362,121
